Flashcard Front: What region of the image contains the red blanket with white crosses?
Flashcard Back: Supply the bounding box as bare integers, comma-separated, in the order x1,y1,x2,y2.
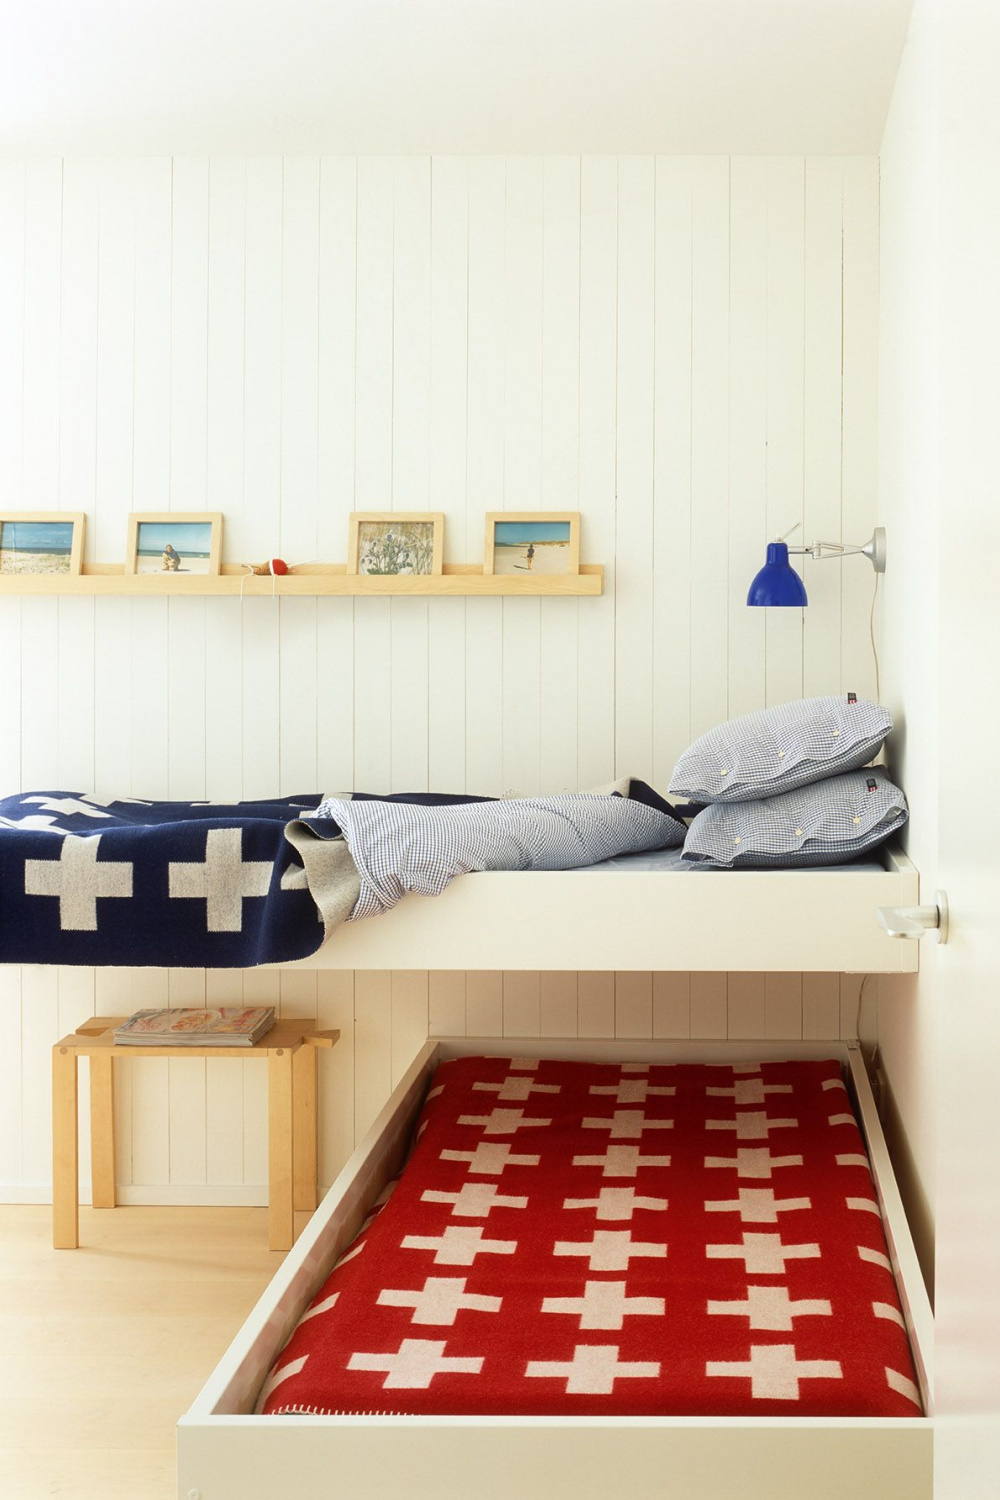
261,1055,922,1418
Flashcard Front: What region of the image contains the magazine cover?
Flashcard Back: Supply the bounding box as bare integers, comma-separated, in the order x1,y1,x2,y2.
113,1007,276,1045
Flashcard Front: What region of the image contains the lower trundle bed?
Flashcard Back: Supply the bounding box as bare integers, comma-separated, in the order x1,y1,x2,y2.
178,1038,932,1500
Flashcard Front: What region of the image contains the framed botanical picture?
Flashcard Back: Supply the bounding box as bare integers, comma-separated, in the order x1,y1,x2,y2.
348,512,444,577
0,513,86,577
125,513,223,577
484,512,580,577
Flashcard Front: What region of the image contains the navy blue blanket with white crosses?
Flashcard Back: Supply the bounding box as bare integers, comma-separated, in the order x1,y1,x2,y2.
0,784,686,968
0,792,330,968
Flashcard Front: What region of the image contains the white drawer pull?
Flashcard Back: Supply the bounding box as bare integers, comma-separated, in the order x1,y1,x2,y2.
877,891,948,944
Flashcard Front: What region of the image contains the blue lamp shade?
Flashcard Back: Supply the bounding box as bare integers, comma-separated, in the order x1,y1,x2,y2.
746,542,809,607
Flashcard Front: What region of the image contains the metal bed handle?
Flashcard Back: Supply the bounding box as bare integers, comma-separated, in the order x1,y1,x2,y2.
877,891,949,944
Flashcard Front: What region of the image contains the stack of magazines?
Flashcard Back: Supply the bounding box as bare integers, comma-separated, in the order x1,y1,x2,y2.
113,1006,277,1047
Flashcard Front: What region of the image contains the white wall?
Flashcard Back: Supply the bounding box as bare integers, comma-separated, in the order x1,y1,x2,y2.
876,1,940,1285
0,154,879,1202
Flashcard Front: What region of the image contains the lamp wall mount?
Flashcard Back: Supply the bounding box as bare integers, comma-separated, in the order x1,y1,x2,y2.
788,527,886,574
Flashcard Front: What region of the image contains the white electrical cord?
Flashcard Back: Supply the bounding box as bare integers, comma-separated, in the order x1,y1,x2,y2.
854,973,876,1056
869,569,882,702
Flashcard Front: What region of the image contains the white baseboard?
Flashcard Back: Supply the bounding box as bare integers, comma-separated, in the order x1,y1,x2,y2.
0,1182,278,1207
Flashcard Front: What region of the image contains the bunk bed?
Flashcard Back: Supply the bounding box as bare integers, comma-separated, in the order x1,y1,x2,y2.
285,844,920,974
177,1037,933,1500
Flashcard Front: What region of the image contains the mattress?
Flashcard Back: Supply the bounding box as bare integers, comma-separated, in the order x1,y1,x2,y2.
260,1055,921,1419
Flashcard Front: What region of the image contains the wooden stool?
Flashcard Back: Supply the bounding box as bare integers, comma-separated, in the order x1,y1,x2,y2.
51,1017,339,1252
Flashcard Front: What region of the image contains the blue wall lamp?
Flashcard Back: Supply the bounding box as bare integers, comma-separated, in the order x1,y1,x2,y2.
746,526,886,607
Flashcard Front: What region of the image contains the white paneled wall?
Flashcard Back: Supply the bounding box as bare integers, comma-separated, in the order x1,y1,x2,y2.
0,155,879,1202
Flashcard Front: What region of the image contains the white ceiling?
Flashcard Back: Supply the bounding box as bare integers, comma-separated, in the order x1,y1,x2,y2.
0,0,913,157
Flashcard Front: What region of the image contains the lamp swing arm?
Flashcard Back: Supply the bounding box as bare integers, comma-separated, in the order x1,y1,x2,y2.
786,528,886,573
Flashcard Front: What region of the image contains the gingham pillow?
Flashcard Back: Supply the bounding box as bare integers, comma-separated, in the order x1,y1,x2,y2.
681,766,907,869
668,695,892,804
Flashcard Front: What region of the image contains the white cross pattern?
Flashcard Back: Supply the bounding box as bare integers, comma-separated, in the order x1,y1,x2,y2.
835,1153,871,1171
620,1063,650,1073
456,1108,552,1135
378,1276,502,1325
508,1057,539,1070
421,1183,528,1218
299,1292,340,1324
348,1338,484,1389
706,1232,820,1274
543,1279,665,1331
704,1187,811,1223
828,1113,856,1127
0,815,68,834
21,795,112,819
706,1080,793,1106
168,827,273,932
708,1284,832,1331
573,1145,672,1178
554,1229,667,1272
526,1344,660,1395
704,1148,804,1179
706,1344,841,1400
259,1354,308,1406
590,1080,676,1105
441,1143,541,1176
24,834,133,931
582,1110,674,1140
402,1225,518,1265
858,1245,892,1273
473,1077,561,1101
705,1112,797,1141
886,1367,921,1407
563,1186,668,1221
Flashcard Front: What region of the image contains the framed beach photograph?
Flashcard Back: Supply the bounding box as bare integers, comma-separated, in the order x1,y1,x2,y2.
125,513,223,577
0,513,85,577
484,512,580,577
348,512,444,576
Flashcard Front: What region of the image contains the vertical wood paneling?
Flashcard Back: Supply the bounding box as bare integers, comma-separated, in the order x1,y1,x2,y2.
689,160,731,739
764,158,807,709
390,158,432,792
316,157,358,795
841,158,881,700
614,157,655,781
727,159,768,721
652,158,694,784
464,158,506,796
576,157,617,791
0,154,879,1199
353,158,394,788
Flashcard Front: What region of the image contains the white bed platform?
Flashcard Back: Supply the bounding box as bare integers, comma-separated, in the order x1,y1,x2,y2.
178,1037,933,1500
279,845,920,973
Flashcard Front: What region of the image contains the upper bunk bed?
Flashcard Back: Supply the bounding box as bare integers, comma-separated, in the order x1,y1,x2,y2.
285,844,919,974
0,788,920,976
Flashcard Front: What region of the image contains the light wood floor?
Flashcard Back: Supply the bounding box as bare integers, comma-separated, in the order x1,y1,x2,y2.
0,1204,305,1500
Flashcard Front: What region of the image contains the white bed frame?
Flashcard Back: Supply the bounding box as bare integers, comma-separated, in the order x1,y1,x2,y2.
178,1037,933,1500
280,846,920,973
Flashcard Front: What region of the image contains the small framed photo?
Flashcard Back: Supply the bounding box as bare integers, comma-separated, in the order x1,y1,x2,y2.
348,512,444,577
484,512,580,577
125,513,223,577
0,513,86,577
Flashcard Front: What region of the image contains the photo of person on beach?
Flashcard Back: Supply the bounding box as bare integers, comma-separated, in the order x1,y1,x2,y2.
134,521,213,575
490,519,573,576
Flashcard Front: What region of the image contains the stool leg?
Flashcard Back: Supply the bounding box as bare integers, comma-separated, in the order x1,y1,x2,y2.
52,1045,79,1249
268,1047,294,1251
293,1043,318,1213
89,1054,116,1208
